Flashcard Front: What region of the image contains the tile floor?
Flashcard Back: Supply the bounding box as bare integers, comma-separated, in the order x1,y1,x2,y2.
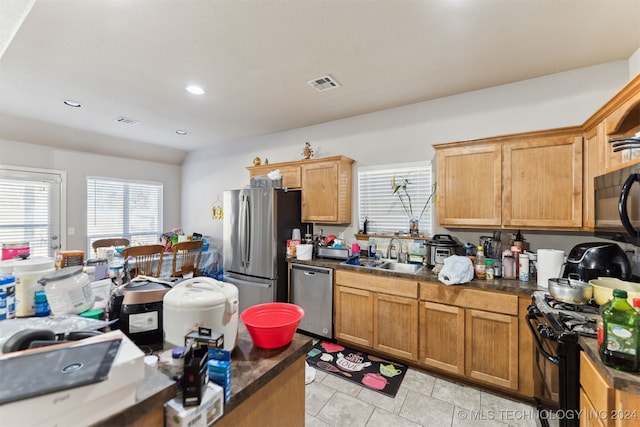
305,364,557,427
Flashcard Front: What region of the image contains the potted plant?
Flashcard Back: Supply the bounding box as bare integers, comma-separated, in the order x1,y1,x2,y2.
391,174,435,236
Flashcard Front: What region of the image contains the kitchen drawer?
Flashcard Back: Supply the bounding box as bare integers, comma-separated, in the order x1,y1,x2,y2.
418,281,518,315
335,270,418,298
580,351,613,420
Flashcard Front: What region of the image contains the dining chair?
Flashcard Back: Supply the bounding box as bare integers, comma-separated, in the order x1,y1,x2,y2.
171,240,203,277
121,244,165,278
92,238,130,255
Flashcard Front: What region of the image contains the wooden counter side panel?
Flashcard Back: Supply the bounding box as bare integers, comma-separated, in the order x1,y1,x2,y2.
336,270,418,298
419,282,518,315
215,356,305,427
580,351,614,419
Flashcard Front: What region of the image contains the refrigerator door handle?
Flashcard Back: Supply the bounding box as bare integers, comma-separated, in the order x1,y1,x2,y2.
240,194,251,268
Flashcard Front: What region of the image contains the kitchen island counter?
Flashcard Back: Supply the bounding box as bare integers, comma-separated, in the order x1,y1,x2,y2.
94,323,313,426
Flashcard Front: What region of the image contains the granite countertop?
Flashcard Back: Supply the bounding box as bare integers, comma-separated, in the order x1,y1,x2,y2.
289,257,539,297
579,336,640,394
93,323,312,425
223,322,313,413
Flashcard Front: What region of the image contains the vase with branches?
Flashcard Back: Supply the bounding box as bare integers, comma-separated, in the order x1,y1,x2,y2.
391,173,435,235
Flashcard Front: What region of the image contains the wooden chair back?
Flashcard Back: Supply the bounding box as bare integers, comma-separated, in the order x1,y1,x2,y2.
121,244,165,278
92,238,130,255
171,240,203,277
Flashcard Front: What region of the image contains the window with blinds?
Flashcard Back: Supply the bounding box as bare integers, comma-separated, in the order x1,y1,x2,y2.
87,177,163,254
358,162,433,236
0,166,65,258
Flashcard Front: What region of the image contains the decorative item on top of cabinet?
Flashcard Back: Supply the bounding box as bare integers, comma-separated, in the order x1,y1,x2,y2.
434,126,583,230
302,142,314,159
253,156,261,166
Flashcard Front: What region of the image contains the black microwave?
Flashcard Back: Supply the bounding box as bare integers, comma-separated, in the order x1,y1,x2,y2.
594,164,640,246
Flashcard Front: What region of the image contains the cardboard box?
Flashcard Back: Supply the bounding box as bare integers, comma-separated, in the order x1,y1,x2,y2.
0,331,144,427
165,383,224,427
185,327,224,358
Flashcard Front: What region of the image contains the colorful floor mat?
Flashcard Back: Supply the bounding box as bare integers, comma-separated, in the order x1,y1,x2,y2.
306,341,407,398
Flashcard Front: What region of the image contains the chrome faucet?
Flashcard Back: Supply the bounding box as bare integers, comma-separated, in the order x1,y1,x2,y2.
389,238,399,260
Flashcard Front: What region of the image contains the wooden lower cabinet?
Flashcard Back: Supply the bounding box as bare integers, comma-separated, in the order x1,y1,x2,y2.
579,351,640,427
419,301,465,375
418,282,523,393
334,285,373,348
374,293,418,360
334,270,418,359
465,309,519,390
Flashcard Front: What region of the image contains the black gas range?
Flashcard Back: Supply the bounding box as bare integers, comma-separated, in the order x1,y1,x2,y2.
526,291,601,427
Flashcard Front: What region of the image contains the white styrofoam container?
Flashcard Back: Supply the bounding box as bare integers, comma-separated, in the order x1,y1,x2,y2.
1,330,144,427
165,382,224,427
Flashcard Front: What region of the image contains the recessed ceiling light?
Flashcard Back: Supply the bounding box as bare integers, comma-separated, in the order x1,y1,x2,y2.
114,116,141,125
63,100,82,107
186,85,205,95
176,130,188,135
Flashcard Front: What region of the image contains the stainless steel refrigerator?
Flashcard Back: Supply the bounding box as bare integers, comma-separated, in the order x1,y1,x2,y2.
223,188,308,313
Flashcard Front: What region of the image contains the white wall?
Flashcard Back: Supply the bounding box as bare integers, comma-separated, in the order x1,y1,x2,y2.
182,61,636,255
0,138,182,253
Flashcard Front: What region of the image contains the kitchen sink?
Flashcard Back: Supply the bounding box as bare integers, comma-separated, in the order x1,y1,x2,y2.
377,262,423,274
341,259,423,274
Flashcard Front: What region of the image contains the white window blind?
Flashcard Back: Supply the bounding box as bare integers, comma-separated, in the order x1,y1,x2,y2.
0,166,65,258
358,162,433,236
87,177,163,254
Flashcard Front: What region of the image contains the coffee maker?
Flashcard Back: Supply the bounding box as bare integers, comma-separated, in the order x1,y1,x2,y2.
480,231,503,276
563,242,631,282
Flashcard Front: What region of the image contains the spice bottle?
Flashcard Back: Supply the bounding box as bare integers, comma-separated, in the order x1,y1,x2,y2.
485,259,495,280
519,253,530,281
475,246,486,280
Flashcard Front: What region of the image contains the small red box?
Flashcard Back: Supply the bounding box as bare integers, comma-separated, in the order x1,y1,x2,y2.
2,242,29,260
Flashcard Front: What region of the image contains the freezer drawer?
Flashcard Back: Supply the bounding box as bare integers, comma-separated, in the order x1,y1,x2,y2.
290,264,333,339
224,272,276,313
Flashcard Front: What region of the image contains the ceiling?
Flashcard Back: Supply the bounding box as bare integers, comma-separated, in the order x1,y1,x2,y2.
1,0,639,165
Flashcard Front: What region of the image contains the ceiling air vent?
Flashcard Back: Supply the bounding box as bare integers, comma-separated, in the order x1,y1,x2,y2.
114,116,141,125
308,75,340,92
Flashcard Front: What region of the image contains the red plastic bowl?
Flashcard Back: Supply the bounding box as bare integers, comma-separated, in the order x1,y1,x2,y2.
240,303,305,349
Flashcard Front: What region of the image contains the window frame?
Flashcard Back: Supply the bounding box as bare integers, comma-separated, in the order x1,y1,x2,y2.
357,161,434,237
86,176,163,255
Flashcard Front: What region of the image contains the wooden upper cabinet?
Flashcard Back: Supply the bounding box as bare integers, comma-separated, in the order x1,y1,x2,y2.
247,155,353,224
602,80,640,173
582,123,605,230
301,156,353,224
502,129,583,229
435,127,583,229
247,163,301,189
436,143,502,227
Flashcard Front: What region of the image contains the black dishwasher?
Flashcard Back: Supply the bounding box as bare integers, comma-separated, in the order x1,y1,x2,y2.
290,264,334,339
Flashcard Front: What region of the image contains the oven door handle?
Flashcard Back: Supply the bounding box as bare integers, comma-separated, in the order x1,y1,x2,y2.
526,313,559,365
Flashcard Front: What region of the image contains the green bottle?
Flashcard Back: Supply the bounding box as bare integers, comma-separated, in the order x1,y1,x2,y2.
601,289,640,372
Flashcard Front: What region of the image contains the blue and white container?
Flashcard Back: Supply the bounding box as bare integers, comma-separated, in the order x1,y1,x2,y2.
0,275,16,320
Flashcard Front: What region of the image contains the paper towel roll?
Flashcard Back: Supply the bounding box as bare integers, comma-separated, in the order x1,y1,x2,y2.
537,249,565,288
296,244,313,260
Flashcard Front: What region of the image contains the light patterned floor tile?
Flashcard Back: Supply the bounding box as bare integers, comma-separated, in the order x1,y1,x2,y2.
432,378,482,412
399,389,455,426
452,406,511,427
306,381,337,416
306,414,332,427
398,367,437,397
357,385,408,415
365,407,423,427
316,391,376,427
480,392,539,427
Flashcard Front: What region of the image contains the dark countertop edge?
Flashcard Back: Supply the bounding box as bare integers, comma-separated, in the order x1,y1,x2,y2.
222,324,313,414
90,365,176,427
288,257,539,297
579,336,640,394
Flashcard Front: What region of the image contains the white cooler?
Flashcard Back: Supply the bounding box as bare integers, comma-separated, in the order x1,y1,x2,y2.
163,277,239,350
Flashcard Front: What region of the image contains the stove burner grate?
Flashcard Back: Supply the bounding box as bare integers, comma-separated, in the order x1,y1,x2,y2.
544,295,599,315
